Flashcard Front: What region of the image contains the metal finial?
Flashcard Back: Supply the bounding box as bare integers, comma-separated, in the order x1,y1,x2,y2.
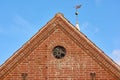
75,5,81,30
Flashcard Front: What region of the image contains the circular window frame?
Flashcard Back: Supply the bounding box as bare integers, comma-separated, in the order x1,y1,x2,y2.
52,46,66,59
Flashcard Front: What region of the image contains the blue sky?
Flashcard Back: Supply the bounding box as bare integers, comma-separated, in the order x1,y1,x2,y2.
0,0,120,65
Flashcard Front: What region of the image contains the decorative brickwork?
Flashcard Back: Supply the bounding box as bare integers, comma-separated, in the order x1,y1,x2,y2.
0,13,120,80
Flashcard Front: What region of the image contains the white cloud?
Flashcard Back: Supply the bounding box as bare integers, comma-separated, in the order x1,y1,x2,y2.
0,26,6,34
81,22,89,30
112,49,120,55
6,14,37,36
113,38,120,48
111,49,120,65
13,15,31,27
95,0,102,6
1,15,33,34
0,28,3,33
0,14,38,42
81,22,99,34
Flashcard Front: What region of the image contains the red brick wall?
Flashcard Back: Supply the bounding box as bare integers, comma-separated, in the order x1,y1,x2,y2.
3,27,115,80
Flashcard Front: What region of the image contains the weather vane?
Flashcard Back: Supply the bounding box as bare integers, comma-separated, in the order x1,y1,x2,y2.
75,4,82,30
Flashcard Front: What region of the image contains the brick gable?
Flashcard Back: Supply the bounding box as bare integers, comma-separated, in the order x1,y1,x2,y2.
0,13,120,80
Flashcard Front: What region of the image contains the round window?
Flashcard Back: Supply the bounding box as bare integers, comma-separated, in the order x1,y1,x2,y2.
52,46,66,59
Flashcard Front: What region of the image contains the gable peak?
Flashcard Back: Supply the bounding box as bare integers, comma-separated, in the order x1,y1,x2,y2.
55,12,64,17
